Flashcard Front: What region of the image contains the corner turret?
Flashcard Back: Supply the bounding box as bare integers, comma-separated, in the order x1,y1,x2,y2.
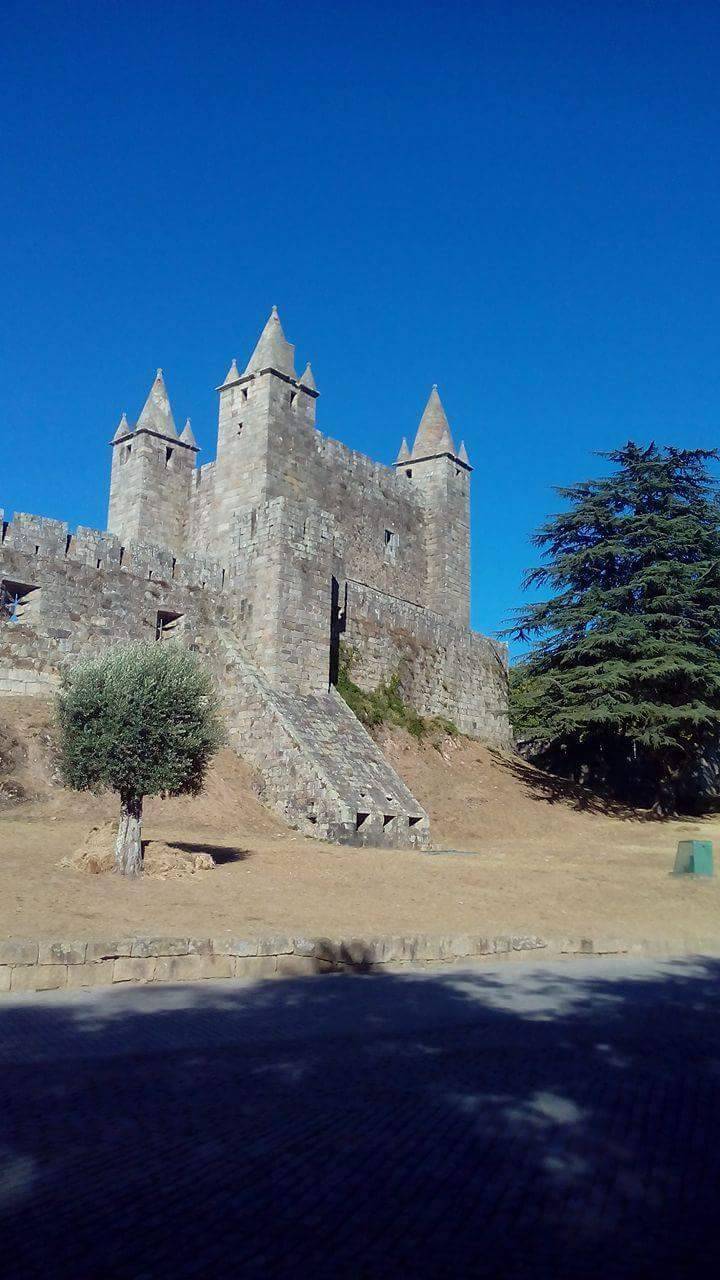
108,369,198,549
394,385,471,626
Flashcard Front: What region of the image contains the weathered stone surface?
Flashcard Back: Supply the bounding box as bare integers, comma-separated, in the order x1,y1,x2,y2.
11,964,67,992
130,938,189,958
214,938,258,957
233,955,277,980
154,954,233,983
39,941,87,965
0,967,11,992
0,939,39,966
274,955,316,977
85,939,134,962
113,957,156,983
256,935,293,956
187,938,214,956
66,960,115,988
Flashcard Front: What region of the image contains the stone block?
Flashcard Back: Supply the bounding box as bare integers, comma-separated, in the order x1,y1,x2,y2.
66,961,115,988
113,957,156,983
153,954,233,983
275,954,317,977
0,939,39,966
11,964,67,992
0,967,11,992
85,939,134,962
292,936,316,957
233,955,277,980
130,937,189,958
39,941,88,966
214,937,259,957
256,935,293,956
510,936,546,952
187,937,214,956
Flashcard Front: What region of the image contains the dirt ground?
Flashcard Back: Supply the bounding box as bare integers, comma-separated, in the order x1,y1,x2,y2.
1,696,719,948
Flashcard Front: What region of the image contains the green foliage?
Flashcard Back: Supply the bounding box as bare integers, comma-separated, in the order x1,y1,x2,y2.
507,442,720,807
56,642,224,803
337,645,458,743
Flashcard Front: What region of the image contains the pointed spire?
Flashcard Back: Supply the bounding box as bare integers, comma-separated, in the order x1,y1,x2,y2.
112,412,132,442
244,305,297,378
222,358,240,386
395,437,411,463
412,385,456,457
298,362,317,392
136,368,177,438
180,418,198,448
458,441,471,466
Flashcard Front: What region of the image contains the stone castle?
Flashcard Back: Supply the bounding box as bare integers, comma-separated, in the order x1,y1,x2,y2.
0,308,510,846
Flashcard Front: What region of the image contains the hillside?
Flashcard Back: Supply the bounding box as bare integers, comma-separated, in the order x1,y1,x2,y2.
1,695,719,949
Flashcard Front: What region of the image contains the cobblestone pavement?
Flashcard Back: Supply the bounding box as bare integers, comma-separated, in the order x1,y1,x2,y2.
1,956,720,1278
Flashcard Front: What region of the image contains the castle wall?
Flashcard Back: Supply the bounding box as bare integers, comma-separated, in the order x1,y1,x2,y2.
0,514,232,695
343,579,511,745
265,417,430,608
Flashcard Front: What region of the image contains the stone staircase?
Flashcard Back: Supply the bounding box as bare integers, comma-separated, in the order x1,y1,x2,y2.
214,637,429,848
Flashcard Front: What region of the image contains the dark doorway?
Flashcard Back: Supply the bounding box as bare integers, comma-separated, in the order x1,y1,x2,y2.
329,576,346,687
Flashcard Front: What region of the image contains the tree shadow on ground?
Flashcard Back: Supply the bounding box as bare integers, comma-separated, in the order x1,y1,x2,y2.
170,840,250,864
491,750,659,819
1,956,720,1278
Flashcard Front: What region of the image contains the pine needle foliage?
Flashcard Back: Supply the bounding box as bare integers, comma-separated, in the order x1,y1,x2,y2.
506,443,720,808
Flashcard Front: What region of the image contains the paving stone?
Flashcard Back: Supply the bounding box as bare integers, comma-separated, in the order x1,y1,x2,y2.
234,955,277,980
85,939,134,962
130,937,189,958
256,935,293,956
154,955,234,983
113,957,156,983
10,964,67,992
66,961,115,988
0,939,39,966
38,941,88,966
214,938,259,957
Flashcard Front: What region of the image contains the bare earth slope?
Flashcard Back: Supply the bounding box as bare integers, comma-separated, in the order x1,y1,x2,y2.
1,696,719,947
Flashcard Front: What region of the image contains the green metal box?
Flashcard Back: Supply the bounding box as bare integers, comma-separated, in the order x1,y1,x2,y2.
673,840,714,877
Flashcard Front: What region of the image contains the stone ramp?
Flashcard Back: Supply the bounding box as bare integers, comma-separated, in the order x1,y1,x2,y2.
216,640,429,847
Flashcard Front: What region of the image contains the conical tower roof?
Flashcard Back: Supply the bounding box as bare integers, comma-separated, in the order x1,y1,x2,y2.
112,412,132,442
412,385,455,457
221,358,240,386
458,440,471,466
244,306,297,378
395,437,411,463
180,418,198,448
298,362,317,391
136,369,177,438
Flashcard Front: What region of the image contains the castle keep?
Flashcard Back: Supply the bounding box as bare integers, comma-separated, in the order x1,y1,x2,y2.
0,308,510,846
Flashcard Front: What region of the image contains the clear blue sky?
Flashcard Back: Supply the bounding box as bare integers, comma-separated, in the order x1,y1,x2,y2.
2,0,719,654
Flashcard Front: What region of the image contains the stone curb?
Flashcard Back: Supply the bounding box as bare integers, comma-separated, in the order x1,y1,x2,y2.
1,932,718,994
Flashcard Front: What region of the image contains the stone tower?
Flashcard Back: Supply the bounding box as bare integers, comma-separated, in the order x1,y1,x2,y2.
207,307,319,557
108,370,199,547
394,386,472,626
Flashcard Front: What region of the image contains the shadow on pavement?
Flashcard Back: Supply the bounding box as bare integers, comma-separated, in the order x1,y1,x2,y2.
1,956,719,1278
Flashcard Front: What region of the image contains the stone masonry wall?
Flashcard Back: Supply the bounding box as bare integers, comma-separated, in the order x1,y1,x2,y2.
343,579,511,745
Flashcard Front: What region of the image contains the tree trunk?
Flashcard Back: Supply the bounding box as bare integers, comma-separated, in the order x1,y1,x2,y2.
115,794,144,877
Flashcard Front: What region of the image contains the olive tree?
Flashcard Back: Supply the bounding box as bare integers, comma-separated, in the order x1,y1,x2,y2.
56,642,224,877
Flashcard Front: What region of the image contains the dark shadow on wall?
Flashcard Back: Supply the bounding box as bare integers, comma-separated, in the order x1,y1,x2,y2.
1,958,720,1278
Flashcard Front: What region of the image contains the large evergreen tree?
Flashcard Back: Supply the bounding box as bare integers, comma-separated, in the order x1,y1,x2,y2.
508,443,720,810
